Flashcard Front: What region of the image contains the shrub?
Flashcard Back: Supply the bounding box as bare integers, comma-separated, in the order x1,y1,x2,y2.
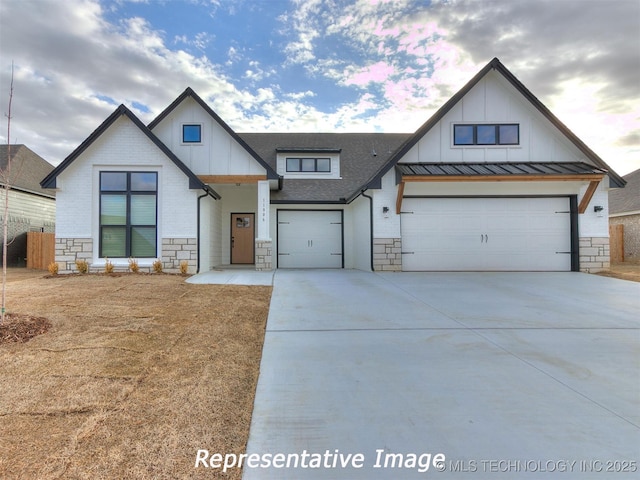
75,259,89,274
179,260,189,275
128,258,140,273
48,262,59,275
104,258,114,274
152,259,163,273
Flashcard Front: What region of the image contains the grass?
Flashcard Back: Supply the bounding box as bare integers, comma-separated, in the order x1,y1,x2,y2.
0,273,271,479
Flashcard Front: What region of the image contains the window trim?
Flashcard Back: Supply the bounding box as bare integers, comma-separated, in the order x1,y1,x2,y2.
182,123,203,144
99,171,158,258
453,123,520,146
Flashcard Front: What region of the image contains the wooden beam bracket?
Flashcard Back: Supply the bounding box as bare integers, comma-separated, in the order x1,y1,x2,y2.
578,180,601,214
396,181,405,214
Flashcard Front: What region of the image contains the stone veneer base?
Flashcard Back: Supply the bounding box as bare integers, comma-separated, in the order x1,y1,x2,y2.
255,240,273,271
579,237,610,273
373,238,402,271
54,237,198,274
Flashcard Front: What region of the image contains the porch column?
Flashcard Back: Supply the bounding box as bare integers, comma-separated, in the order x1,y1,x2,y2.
255,180,273,270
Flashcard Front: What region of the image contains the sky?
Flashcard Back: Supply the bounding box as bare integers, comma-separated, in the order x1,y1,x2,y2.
0,0,639,175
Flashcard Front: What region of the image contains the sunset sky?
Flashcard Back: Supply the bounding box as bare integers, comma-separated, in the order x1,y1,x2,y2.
0,0,638,174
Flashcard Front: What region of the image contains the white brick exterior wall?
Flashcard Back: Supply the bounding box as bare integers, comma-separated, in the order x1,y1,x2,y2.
54,115,201,270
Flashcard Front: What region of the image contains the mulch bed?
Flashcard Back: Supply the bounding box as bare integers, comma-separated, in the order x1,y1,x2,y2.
0,313,51,344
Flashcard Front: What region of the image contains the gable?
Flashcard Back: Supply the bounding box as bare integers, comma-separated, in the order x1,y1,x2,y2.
368,58,625,189
402,70,589,165
148,88,278,180
41,105,217,197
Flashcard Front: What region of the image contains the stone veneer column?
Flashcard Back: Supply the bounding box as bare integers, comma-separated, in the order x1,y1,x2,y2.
161,238,197,273
55,238,93,274
255,240,273,271
579,237,610,273
373,238,402,271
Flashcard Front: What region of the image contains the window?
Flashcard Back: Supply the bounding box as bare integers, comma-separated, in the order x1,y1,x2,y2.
286,157,331,172
100,172,157,258
182,124,202,143
453,124,519,146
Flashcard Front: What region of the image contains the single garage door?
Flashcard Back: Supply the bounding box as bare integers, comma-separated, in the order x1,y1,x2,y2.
277,210,343,268
401,197,572,271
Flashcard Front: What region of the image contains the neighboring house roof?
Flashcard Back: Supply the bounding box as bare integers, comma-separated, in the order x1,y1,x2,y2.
40,104,220,199
149,87,280,180
609,168,640,215
0,144,56,198
240,132,411,202
367,57,626,190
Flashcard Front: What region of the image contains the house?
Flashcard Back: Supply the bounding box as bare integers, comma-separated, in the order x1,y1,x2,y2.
609,169,640,262
0,144,56,266
41,58,625,274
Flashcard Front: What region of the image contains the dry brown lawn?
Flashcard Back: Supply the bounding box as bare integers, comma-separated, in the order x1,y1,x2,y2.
596,261,640,283
0,271,271,479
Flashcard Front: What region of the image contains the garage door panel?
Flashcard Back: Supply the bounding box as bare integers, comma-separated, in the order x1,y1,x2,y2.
278,211,343,269
401,197,571,271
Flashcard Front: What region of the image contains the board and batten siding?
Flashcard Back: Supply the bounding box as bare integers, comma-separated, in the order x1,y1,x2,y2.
150,96,266,177
401,70,590,165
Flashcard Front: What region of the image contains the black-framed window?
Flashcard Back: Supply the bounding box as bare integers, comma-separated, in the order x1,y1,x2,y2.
100,172,157,258
182,124,202,143
286,157,331,172
453,124,519,146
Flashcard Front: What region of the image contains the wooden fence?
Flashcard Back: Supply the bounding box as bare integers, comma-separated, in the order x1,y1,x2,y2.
609,224,624,263
26,232,55,270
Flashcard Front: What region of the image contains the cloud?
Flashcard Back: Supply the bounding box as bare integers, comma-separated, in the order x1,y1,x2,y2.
616,130,640,148
0,0,637,176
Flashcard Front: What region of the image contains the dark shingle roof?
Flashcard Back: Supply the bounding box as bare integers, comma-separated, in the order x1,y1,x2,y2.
239,132,411,202
0,144,55,198
609,169,640,214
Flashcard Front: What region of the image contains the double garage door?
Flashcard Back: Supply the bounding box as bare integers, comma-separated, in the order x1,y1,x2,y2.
401,197,573,271
277,210,343,268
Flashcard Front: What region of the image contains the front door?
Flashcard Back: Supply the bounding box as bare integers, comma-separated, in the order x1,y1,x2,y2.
231,213,255,264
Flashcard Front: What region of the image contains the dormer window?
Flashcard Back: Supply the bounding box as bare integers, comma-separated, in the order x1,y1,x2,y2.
182,124,202,143
453,124,519,146
276,148,341,179
286,157,331,173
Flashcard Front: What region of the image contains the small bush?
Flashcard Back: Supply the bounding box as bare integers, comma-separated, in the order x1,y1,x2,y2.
128,258,140,273
152,259,163,273
75,259,89,274
104,258,114,274
179,260,189,275
48,262,59,275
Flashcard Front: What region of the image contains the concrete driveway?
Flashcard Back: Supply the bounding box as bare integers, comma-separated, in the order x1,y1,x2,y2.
243,271,640,479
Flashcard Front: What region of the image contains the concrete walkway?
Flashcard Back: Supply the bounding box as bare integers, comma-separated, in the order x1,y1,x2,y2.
243,270,640,479
186,268,274,286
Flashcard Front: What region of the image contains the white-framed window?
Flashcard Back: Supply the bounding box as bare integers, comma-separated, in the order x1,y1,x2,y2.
453,123,519,146
182,124,202,144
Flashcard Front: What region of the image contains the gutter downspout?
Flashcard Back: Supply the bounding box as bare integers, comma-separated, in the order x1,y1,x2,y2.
360,189,375,272
196,190,209,273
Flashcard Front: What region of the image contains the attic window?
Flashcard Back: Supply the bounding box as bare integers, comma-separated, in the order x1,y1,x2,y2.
286,157,331,173
454,124,519,146
182,124,202,143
